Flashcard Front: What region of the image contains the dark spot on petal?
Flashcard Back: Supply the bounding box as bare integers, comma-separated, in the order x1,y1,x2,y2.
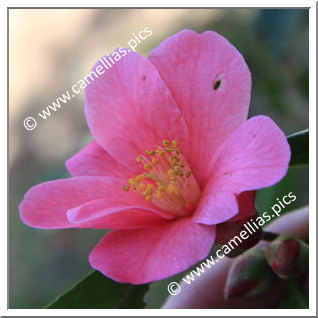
142,75,147,81
214,80,221,90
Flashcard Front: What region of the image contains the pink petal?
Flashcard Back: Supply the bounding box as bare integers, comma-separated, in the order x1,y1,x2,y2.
19,177,168,229
192,116,289,226
67,199,173,229
208,115,291,193
192,190,239,225
89,218,216,284
85,50,189,172
66,141,133,178
148,30,251,185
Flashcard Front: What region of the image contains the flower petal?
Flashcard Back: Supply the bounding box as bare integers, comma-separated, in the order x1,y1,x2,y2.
67,199,173,229
148,30,251,185
85,50,189,172
192,191,256,225
192,115,289,226
89,218,216,284
193,190,239,225
207,115,291,193
66,141,133,178
19,176,168,229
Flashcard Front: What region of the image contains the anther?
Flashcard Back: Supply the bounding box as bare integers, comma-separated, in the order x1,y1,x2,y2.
172,140,178,148
156,149,165,157
170,157,179,165
142,189,152,196
144,164,153,171
185,171,192,177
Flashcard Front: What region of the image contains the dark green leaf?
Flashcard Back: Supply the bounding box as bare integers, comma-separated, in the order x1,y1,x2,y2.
287,129,309,166
46,270,149,309
278,278,309,309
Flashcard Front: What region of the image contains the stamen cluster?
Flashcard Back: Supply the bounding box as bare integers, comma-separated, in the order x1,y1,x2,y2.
122,139,201,217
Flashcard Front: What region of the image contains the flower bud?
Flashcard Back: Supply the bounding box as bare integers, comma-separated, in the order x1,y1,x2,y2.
264,234,309,279
224,248,275,300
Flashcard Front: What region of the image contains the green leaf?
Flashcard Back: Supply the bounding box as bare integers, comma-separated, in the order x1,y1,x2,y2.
278,278,309,309
46,270,149,309
287,129,309,166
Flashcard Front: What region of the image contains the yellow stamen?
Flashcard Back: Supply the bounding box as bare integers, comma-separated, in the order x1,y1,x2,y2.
174,166,181,174
137,183,146,192
156,189,163,198
151,158,158,165
167,183,179,195
156,149,165,157
142,189,152,196
185,171,192,177
170,157,179,166
144,164,153,171
172,140,178,148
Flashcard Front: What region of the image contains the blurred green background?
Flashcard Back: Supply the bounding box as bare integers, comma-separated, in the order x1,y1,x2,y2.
9,8,308,308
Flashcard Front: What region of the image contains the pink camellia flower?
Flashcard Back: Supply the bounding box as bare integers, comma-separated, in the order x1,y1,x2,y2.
19,30,290,284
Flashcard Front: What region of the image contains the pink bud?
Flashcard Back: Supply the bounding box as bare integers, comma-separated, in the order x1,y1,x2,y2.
224,248,275,299
264,234,309,279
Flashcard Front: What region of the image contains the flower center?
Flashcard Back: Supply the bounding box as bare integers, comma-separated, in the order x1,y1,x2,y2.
122,139,201,217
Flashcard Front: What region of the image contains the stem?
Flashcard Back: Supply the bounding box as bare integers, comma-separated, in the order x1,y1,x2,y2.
262,231,279,242
262,231,309,244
